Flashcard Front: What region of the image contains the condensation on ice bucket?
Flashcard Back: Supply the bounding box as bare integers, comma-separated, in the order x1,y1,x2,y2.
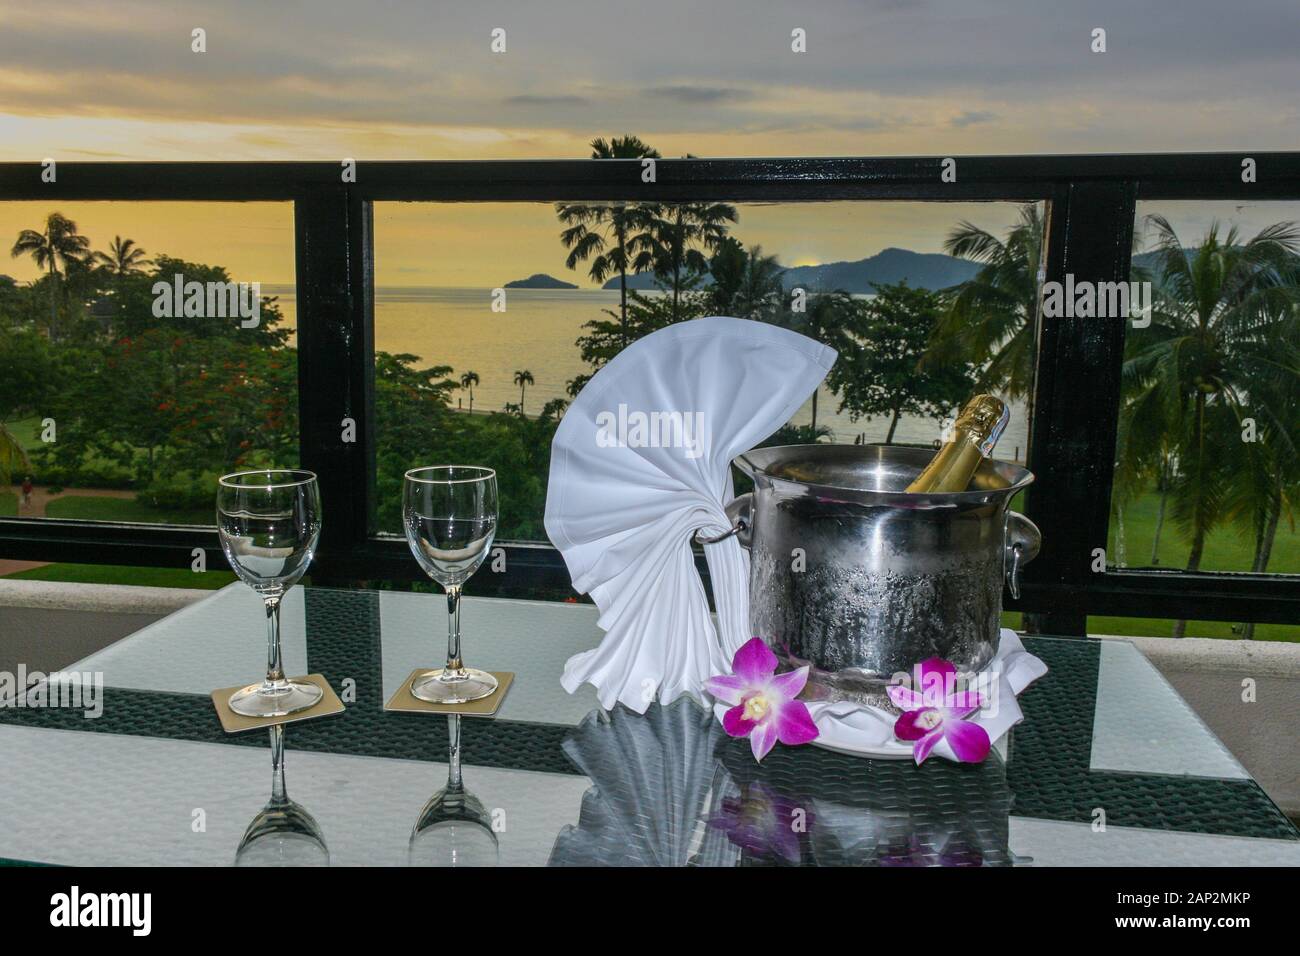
726,444,1040,702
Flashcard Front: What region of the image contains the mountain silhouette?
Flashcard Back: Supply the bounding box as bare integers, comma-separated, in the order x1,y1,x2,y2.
602,247,981,293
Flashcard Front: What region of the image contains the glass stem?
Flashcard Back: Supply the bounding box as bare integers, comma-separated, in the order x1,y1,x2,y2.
269,724,287,804
445,584,463,676
447,715,463,790
264,593,285,686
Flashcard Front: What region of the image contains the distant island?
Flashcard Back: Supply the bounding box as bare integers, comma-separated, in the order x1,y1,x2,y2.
505,273,579,289
602,246,982,293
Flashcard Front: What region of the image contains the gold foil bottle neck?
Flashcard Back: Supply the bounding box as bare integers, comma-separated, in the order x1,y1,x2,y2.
904,394,1011,493
954,394,1010,457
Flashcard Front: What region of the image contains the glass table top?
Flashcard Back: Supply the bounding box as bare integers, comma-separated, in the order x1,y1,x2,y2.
1,584,1295,866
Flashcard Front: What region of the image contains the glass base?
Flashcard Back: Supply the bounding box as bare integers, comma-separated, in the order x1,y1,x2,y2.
411,668,498,704
229,678,323,718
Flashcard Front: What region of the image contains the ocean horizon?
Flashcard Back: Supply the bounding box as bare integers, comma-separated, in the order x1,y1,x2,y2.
263,284,1030,459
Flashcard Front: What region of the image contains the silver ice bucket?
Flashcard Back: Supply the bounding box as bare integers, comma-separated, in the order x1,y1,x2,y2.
725,444,1040,701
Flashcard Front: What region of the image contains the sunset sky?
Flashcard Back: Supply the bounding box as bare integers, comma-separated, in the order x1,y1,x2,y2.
1,0,1297,285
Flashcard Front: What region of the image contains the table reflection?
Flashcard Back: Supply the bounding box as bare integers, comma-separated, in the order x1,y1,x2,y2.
550,699,1015,867
235,725,330,867
408,715,500,867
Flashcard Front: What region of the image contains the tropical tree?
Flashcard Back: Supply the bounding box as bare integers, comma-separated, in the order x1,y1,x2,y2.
556,135,661,346
777,289,858,430
826,283,977,441
566,286,707,396
647,201,738,320
1119,215,1300,637
514,369,534,412
10,212,91,341
0,423,29,490
93,236,150,276
460,370,480,412
708,241,785,319
926,205,1045,414
0,326,58,487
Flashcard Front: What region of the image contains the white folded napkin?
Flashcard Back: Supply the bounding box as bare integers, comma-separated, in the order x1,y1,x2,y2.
712,629,1048,761
546,317,837,713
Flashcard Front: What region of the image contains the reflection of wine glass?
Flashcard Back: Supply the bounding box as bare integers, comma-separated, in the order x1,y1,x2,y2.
218,469,322,717
235,725,329,867
408,716,499,867
402,466,498,704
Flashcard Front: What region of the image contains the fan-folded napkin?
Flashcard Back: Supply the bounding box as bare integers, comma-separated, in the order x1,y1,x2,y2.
545,317,836,712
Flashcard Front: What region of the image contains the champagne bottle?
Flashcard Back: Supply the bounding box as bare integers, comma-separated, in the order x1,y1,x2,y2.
904,394,1009,493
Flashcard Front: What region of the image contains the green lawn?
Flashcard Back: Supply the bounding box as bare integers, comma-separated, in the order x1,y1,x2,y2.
6,415,134,485
3,563,235,589
0,491,14,516
1003,611,1298,642
1109,491,1298,575
43,495,212,526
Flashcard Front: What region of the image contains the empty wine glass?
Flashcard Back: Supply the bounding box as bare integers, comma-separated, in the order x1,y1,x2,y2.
218,469,323,717
408,715,500,867
235,725,330,867
402,466,499,703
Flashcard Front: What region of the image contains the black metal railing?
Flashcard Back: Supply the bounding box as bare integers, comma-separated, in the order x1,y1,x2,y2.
2,154,1299,634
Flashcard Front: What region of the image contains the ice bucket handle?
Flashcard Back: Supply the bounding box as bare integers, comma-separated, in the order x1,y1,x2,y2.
1004,511,1041,600
696,493,753,547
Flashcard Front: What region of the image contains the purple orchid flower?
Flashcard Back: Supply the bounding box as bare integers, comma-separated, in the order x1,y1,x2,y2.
705,638,820,761
888,657,990,765
708,782,812,864
879,834,985,868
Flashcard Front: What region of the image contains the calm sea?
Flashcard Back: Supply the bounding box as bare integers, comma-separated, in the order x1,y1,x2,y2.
266,286,1029,459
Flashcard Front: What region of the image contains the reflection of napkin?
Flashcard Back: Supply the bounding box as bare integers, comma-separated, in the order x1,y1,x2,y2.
548,701,738,867
712,630,1047,761
545,317,836,712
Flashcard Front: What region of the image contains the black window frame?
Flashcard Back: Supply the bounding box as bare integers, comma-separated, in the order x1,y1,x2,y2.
2,154,1299,633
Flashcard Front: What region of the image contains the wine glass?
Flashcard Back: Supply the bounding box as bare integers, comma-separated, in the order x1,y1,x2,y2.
402,466,499,704
408,715,500,867
217,469,323,717
235,725,330,867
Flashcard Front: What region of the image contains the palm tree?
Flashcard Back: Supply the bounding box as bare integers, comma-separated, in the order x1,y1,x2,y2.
647,201,738,320
731,245,786,320
926,205,1045,413
514,369,534,413
540,397,569,421
779,289,857,430
10,212,91,341
1120,215,1300,637
556,135,661,347
93,235,150,276
459,370,480,412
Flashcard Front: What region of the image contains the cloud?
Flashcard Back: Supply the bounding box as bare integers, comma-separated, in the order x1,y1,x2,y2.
505,94,590,107
0,0,1296,160
950,110,997,128
645,86,755,105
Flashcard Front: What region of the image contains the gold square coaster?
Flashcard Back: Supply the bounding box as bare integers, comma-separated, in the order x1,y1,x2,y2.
384,670,514,717
210,674,345,734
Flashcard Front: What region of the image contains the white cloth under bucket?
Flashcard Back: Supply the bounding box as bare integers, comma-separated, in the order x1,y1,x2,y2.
545,317,837,712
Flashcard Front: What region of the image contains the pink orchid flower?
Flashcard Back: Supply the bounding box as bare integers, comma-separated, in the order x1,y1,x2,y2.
888,657,990,765
706,638,820,761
